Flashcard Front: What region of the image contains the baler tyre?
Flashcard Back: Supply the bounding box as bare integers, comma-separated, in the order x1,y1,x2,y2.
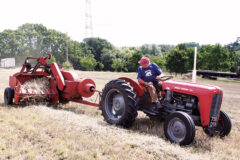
164,111,195,145
100,79,137,128
4,87,14,105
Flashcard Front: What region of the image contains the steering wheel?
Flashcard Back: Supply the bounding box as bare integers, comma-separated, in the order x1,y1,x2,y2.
159,76,173,81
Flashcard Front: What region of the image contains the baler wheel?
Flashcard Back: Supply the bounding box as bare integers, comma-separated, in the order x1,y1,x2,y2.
164,111,195,145
4,87,14,105
100,79,137,128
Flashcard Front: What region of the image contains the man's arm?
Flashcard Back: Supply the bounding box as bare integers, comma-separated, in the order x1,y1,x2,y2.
152,63,164,80
156,73,165,80
138,78,152,86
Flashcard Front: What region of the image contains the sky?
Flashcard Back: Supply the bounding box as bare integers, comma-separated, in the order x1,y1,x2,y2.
0,0,239,47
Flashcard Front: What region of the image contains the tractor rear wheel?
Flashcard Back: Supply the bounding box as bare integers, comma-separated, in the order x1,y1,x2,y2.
4,87,14,105
164,111,196,145
100,79,137,128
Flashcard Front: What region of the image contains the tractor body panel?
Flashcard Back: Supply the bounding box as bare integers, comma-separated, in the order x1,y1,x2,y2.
161,80,223,126
120,77,223,127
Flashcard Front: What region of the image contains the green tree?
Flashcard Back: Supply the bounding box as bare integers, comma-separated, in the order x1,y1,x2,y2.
140,44,162,56
63,61,73,69
0,29,28,64
0,23,71,65
83,37,114,61
96,62,104,71
111,58,125,71
184,42,200,48
127,50,143,72
199,44,230,71
100,48,116,71
80,56,97,71
225,39,240,72
165,44,188,75
148,55,166,70
68,41,92,69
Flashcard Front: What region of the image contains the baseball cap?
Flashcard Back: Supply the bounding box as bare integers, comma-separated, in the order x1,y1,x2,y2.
138,57,150,64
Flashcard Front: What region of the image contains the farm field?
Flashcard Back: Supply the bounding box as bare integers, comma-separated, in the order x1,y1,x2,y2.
0,68,240,160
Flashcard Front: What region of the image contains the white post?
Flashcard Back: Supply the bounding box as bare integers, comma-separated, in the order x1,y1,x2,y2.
192,47,197,83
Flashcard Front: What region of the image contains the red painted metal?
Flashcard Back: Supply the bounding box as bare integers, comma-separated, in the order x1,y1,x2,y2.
8,54,100,107
50,78,59,104
71,99,99,107
161,80,222,126
50,62,65,91
118,77,223,127
77,78,96,97
61,71,78,81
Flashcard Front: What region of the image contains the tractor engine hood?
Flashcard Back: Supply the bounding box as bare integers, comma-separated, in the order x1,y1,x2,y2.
162,80,222,96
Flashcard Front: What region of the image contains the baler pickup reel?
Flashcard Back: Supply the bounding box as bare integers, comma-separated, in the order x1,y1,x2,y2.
5,54,101,106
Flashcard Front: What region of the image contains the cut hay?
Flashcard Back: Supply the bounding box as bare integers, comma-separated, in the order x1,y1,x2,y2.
20,77,50,104
22,77,50,93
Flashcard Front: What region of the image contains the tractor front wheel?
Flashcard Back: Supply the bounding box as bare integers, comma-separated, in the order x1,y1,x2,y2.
4,87,14,105
100,79,137,128
203,110,232,138
217,110,232,137
164,111,196,145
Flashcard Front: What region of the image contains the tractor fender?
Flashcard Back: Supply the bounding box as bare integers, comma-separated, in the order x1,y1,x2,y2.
119,77,144,97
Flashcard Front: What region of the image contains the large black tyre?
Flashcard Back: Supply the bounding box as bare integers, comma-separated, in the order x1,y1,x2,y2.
217,110,232,137
100,79,137,128
164,111,196,145
4,87,14,105
203,110,232,138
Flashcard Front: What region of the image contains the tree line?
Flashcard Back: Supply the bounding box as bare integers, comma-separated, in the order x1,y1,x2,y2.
0,23,239,74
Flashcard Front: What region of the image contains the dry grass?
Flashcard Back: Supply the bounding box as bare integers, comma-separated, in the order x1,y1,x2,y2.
0,68,240,160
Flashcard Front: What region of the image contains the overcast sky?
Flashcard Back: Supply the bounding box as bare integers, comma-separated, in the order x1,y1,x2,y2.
0,0,239,46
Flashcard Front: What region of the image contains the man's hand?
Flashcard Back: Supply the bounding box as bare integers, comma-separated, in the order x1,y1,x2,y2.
146,82,153,86
156,74,165,80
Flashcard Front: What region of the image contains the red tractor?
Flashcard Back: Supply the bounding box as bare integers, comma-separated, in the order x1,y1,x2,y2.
4,55,232,145
100,77,232,145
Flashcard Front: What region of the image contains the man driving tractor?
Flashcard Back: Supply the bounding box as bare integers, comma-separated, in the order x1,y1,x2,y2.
137,57,164,108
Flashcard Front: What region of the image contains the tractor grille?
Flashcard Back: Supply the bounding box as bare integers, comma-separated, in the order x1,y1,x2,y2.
209,94,222,127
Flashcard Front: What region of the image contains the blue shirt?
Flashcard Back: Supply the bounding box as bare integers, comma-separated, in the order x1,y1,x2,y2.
137,63,162,85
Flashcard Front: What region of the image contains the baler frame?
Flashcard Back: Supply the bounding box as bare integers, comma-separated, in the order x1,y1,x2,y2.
6,54,101,107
